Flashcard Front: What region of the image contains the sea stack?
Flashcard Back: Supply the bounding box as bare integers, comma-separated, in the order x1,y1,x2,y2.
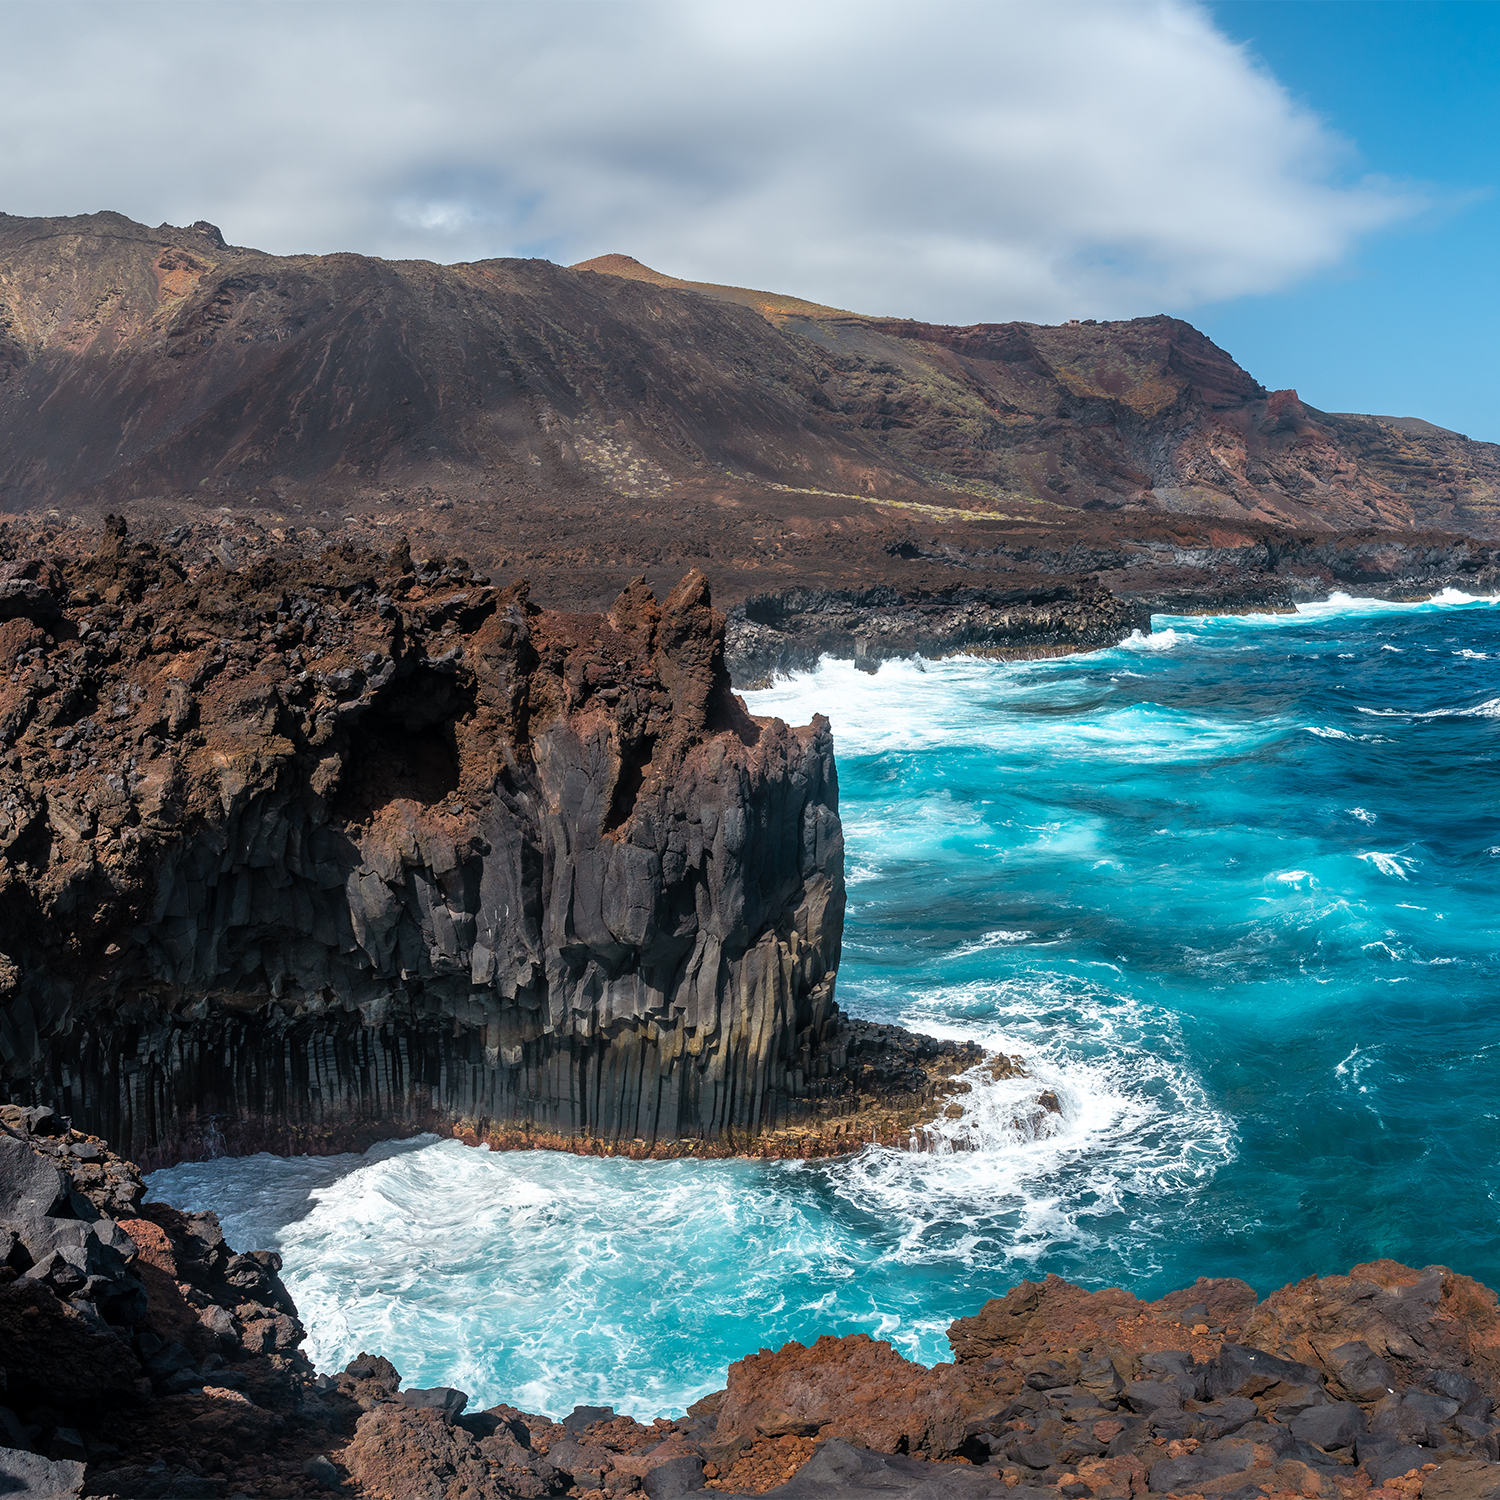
0,526,866,1156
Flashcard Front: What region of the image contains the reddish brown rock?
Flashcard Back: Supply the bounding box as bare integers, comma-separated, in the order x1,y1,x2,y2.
710,1333,970,1458
1241,1260,1500,1400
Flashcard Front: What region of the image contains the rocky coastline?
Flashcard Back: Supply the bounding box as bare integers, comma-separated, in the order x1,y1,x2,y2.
6,522,1500,1498
721,528,1500,685
7,1105,1500,1500
0,521,1009,1163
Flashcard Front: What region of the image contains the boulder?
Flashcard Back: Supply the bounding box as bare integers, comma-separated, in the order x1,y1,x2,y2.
746,1438,1021,1497
0,1133,72,1221
546,1438,614,1487
710,1335,966,1458
398,1386,469,1423
1205,1344,1325,1400
1422,1459,1500,1500
343,1404,503,1500
1326,1340,1398,1402
0,1280,145,1412
301,1453,343,1490
561,1403,616,1432
1291,1399,1365,1450
0,1448,85,1500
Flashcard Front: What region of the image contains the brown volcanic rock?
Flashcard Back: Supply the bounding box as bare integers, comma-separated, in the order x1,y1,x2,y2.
1240,1259,1500,1401
484,1257,1500,1496
708,1333,968,1458
0,520,986,1160
947,1273,1259,1367
10,1221,1500,1500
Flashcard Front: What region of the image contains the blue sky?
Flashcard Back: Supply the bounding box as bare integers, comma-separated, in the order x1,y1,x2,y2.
1202,1,1500,437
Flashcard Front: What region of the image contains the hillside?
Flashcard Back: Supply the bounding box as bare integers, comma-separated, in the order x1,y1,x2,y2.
2,210,1498,620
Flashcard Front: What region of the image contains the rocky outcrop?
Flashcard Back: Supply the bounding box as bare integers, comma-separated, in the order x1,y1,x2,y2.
0,523,993,1159
726,583,1151,685
719,524,1500,684
331,1256,1500,1498
0,1107,323,1494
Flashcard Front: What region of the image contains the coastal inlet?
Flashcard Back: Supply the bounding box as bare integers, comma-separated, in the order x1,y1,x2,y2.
154,591,1500,1417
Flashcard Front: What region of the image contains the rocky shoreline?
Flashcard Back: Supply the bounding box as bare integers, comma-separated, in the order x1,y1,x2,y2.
725,584,1149,688
721,528,1500,685
6,1107,1500,1500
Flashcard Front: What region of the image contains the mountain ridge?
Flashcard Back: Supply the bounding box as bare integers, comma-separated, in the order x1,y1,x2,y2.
2,211,1496,545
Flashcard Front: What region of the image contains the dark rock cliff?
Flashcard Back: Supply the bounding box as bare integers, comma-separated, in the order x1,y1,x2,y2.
0,524,911,1158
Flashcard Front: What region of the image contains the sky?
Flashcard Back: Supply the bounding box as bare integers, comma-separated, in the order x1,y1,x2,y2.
0,0,1494,437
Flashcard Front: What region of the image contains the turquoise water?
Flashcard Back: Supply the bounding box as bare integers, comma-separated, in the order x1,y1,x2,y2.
149,593,1500,1417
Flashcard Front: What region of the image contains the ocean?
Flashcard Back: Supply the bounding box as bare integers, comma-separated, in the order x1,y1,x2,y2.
148,592,1500,1418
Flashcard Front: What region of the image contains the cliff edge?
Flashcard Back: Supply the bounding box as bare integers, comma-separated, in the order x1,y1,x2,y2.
0,522,974,1158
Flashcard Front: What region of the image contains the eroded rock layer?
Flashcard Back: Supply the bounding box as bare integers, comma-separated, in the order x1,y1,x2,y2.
0,524,872,1157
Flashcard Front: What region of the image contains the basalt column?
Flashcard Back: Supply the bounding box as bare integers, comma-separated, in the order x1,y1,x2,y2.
0,529,846,1157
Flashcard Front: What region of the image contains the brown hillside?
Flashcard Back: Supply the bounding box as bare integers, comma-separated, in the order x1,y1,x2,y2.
2,210,1498,617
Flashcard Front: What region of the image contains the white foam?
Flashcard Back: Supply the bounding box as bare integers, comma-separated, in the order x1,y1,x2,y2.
843,977,1237,1270
1358,695,1500,720
1118,627,1183,652
950,929,1034,957
1358,851,1411,879
744,655,1283,765
145,977,1235,1417
1348,807,1377,823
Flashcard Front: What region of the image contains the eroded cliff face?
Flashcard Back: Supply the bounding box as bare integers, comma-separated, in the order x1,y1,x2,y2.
0,524,857,1157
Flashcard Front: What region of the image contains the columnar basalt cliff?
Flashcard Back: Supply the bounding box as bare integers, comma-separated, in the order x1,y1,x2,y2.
0,522,997,1160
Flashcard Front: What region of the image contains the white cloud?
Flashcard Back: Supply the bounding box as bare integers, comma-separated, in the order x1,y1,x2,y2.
0,0,1420,322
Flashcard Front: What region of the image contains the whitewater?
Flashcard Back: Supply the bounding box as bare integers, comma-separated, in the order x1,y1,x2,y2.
149,591,1500,1417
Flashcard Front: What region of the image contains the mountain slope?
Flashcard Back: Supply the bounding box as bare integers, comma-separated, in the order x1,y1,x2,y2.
3,211,1497,547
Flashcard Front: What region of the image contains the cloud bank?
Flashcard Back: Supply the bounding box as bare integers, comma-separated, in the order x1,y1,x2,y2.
0,0,1418,322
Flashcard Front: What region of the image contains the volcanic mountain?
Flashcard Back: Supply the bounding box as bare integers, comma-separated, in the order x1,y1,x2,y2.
3,209,1499,626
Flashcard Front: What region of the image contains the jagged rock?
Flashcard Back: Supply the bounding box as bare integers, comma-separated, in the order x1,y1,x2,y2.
345,1403,530,1500
1423,1458,1500,1500
726,584,1150,684
399,1386,469,1423
0,534,915,1155
732,1437,1019,1497
1240,1259,1500,1438
709,1333,969,1458
0,1279,146,1412
1290,1399,1365,1449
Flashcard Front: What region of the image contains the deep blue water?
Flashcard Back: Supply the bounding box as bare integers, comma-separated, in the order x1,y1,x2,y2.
149,593,1500,1417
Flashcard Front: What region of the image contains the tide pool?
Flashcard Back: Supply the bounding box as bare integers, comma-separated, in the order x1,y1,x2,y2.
149,592,1500,1417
